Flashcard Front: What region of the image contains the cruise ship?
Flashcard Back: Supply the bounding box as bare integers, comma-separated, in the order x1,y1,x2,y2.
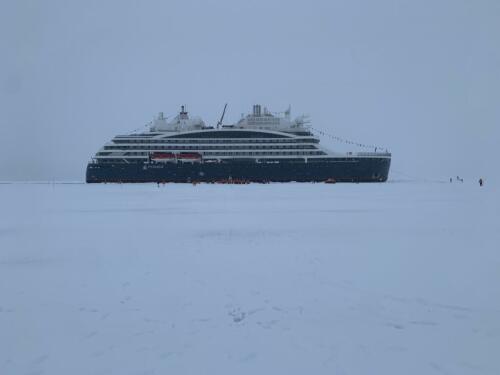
86,105,391,183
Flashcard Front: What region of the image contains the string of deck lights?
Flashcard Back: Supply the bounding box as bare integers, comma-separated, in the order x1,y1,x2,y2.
310,127,388,152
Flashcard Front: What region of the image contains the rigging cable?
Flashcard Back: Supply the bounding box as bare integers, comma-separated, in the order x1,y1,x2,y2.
310,126,388,152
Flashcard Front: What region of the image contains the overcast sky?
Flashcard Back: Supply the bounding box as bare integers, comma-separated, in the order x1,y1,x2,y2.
1,0,499,181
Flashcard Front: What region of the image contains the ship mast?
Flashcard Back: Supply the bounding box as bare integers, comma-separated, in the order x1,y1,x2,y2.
217,103,228,129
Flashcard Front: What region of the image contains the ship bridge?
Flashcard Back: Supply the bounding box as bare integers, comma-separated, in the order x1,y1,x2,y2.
232,104,309,133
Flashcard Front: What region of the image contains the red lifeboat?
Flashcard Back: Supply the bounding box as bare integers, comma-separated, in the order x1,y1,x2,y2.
151,152,176,161
177,152,202,160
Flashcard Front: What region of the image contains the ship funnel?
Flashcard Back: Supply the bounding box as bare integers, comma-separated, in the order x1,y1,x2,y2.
179,105,188,120
253,104,261,116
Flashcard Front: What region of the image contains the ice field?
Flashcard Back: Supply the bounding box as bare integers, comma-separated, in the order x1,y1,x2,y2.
0,181,499,375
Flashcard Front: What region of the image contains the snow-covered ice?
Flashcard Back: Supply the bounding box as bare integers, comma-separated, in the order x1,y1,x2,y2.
0,181,499,374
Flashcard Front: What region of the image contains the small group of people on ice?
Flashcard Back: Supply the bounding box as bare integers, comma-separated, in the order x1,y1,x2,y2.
450,176,464,183
449,176,484,186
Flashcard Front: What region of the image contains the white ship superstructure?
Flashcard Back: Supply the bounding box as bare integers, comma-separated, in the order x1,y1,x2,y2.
93,105,333,164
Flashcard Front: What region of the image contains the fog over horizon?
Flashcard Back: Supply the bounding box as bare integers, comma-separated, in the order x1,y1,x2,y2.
1,0,499,182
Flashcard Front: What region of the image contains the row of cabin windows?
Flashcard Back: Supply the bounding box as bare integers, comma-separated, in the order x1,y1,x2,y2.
95,156,356,164
98,151,326,157
202,151,325,156
246,120,280,125
104,145,317,151
113,138,318,144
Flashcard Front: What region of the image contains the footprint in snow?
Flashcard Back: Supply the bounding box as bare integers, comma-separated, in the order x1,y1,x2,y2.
83,331,98,339
239,352,257,362
229,309,246,323
159,352,174,360
409,320,438,326
30,355,49,365
385,322,404,330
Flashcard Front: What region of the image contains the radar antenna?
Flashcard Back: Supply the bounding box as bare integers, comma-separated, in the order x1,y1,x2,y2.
217,103,228,129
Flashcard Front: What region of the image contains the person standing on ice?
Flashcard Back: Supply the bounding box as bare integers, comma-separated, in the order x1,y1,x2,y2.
479,178,483,187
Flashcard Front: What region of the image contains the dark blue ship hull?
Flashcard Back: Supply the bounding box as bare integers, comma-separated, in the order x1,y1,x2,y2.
86,157,391,183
